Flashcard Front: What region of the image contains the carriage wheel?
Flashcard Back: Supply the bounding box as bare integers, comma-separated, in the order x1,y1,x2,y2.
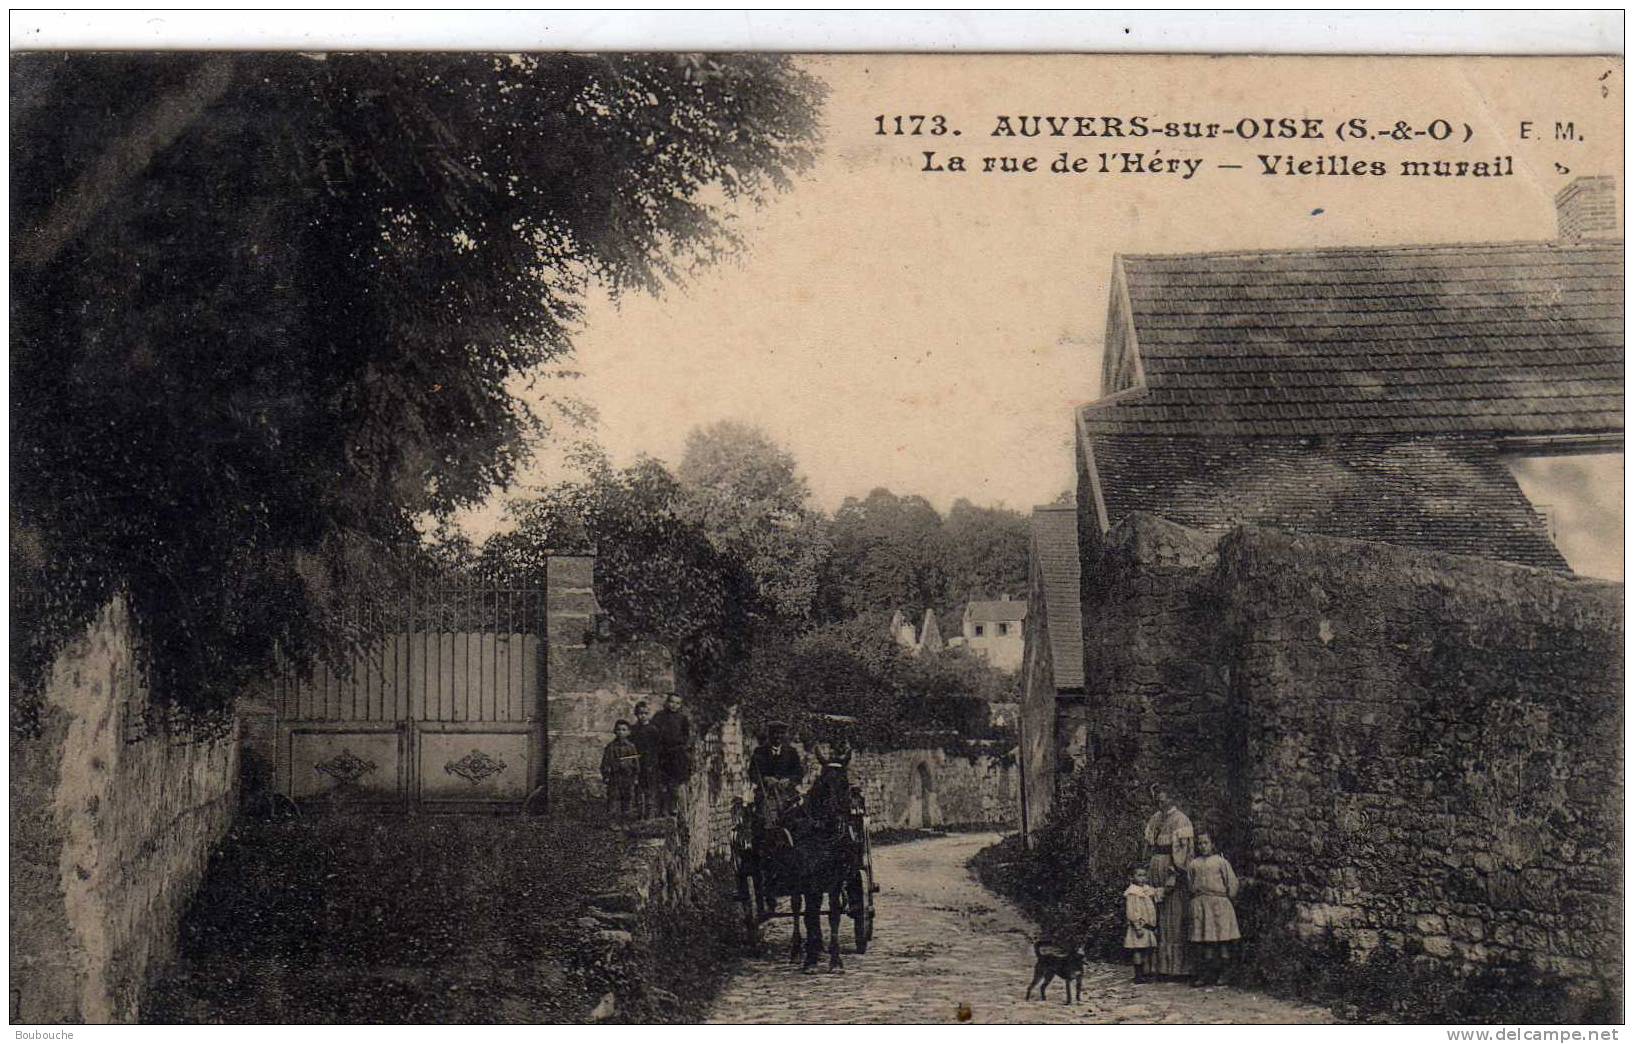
850,867,875,953
741,890,759,945
730,845,759,945
860,823,877,946
744,874,771,946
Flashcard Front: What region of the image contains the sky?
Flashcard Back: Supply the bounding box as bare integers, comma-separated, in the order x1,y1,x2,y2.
456,55,1622,576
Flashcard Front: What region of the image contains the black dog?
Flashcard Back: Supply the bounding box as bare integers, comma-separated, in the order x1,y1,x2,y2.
1025,941,1084,1004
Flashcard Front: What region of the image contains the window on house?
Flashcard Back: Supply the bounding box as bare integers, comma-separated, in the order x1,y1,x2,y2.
998,622,1010,636
973,624,985,637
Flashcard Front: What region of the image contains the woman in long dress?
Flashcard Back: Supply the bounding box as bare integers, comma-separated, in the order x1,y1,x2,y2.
1142,788,1195,978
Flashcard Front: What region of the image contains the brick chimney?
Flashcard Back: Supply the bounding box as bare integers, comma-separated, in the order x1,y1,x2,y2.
1555,177,1619,240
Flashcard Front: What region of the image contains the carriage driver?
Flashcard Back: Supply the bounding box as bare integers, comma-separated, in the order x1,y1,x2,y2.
747,721,805,913
749,721,805,792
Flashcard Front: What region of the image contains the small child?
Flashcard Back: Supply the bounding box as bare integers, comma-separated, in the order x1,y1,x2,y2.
1187,832,1241,986
600,720,642,818
1123,864,1165,983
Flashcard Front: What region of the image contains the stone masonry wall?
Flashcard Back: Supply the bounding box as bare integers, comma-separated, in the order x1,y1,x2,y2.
849,746,1018,830
543,553,676,784
1071,513,1623,1000
589,707,749,918
1018,620,1056,842
1220,526,1623,995
10,598,238,1023
540,552,747,909
546,651,675,783
682,706,751,869
1076,515,1241,872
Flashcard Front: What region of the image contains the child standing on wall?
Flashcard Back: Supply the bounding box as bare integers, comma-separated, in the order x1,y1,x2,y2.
1186,832,1241,986
600,720,642,818
1124,864,1165,983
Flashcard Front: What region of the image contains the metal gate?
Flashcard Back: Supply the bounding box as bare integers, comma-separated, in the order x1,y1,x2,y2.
270,581,548,811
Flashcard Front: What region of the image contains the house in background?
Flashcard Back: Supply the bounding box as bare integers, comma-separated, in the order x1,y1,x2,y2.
1019,504,1084,846
888,609,917,651
888,607,946,657
1077,177,1623,578
948,597,1027,672
917,608,946,654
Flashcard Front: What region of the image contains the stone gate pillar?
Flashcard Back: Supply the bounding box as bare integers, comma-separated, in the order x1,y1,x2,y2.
542,553,597,794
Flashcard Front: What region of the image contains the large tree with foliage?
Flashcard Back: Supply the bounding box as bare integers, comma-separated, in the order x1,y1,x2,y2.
478,453,755,695
11,53,821,715
940,498,1030,604
715,613,1017,749
820,488,947,618
817,488,1029,623
675,421,830,627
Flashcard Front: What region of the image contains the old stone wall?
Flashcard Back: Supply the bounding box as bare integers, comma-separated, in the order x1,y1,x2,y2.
545,655,676,783
541,552,752,878
591,706,750,915
9,598,239,1023
1221,526,1623,994
682,707,751,869
1019,607,1057,843
1075,515,1240,870
543,553,676,783
849,746,1018,830
1069,513,1623,1000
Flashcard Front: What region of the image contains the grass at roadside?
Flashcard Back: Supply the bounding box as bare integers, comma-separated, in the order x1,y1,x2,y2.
141,791,745,1023
611,863,747,1023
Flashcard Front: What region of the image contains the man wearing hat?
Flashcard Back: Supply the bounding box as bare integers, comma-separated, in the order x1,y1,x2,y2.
748,721,805,913
749,720,804,791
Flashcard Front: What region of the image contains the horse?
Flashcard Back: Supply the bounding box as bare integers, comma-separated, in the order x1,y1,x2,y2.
734,776,803,918
740,741,860,972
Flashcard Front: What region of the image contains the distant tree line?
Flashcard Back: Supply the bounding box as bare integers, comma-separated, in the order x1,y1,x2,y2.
820,488,1031,633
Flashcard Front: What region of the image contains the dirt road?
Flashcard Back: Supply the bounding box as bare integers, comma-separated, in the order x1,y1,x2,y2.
707,832,1336,1025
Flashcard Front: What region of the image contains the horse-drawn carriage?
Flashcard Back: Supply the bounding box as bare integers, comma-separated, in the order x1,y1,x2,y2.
729,738,878,972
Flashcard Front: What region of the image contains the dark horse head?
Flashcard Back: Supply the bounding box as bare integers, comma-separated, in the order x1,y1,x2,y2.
805,738,854,831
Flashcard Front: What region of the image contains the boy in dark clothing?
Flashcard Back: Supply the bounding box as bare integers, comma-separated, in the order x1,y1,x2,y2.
629,701,660,817
650,692,693,817
600,720,641,818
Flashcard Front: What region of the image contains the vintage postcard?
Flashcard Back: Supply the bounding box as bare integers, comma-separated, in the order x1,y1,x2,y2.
9,41,1624,1030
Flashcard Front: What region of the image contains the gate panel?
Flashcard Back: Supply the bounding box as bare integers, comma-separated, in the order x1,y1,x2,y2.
416,724,532,805
287,726,404,803
271,580,548,810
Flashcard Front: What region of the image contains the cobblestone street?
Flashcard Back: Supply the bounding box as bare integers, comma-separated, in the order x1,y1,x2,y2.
707,833,1338,1025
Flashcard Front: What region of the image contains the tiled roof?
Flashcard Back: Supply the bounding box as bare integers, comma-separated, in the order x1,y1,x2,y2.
1088,434,1570,571
965,599,1028,623
1030,506,1084,691
1082,240,1623,437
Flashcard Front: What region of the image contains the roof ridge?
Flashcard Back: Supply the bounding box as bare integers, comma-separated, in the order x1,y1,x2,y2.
1118,238,1623,263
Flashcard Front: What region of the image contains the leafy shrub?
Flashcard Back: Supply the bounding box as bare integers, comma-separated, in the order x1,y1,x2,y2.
712,616,1018,752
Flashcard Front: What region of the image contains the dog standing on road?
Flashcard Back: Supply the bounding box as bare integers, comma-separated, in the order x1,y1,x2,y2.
1025,941,1085,1004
